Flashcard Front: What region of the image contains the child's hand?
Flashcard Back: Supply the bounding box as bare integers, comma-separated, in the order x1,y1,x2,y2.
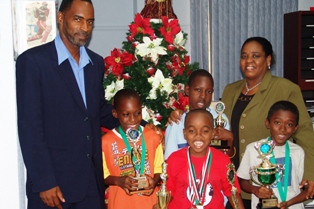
141,175,157,196
277,201,288,209
117,176,138,195
252,186,273,199
167,109,184,125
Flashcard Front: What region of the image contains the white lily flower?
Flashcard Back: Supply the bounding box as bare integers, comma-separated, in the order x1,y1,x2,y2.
174,31,186,49
105,79,124,101
136,37,167,62
147,69,173,99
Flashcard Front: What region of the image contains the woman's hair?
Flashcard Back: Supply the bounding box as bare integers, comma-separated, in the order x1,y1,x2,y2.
187,69,214,87
241,36,275,66
59,0,93,13
267,100,299,125
113,88,141,109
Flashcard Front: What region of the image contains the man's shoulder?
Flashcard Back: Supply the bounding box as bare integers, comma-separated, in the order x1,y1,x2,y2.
18,41,54,58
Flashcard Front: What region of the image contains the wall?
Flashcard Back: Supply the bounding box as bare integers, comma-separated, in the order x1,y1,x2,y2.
88,0,191,58
298,0,314,10
0,0,23,208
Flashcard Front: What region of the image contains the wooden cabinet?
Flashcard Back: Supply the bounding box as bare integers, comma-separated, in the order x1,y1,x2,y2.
284,11,314,120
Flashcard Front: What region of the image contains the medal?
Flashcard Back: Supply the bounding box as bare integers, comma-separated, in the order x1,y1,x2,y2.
187,147,212,207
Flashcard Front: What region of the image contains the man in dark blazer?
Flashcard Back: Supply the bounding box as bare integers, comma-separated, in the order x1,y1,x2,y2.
16,0,115,208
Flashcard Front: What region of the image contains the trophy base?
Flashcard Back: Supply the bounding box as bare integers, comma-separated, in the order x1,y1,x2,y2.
210,140,230,151
157,191,171,209
130,175,149,194
256,197,278,209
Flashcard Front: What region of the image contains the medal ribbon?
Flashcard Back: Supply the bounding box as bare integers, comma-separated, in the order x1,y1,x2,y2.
187,147,212,206
119,126,146,175
268,137,290,202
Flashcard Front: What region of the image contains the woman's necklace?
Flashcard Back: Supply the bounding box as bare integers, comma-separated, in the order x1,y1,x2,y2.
245,81,261,95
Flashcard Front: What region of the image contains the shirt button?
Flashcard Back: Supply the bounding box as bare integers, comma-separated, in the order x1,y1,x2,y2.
241,139,245,143
84,117,89,121
86,154,91,159
242,113,246,117
87,136,90,141
240,125,244,129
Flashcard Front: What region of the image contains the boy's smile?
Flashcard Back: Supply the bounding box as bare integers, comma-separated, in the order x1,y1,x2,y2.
184,111,214,157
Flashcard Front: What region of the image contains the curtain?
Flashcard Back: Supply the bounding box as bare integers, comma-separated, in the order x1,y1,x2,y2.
190,0,210,72
190,0,298,100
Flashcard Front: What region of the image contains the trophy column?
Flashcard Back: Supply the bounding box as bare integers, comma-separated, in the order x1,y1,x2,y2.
211,101,230,151
156,162,171,209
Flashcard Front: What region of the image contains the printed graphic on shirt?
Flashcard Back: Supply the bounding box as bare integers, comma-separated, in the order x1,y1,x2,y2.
186,179,214,206
271,156,292,188
110,141,151,176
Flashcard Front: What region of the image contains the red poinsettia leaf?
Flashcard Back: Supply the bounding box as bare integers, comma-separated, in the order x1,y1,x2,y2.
159,16,181,44
129,13,154,39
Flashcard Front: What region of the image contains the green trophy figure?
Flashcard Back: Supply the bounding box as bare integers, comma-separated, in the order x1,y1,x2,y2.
250,139,284,209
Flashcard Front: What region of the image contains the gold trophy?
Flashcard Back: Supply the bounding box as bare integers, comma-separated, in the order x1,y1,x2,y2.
227,163,239,209
127,128,149,194
250,139,284,209
156,162,171,209
211,101,229,150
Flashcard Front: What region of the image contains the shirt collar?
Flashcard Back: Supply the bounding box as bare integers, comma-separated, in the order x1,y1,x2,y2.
54,34,93,66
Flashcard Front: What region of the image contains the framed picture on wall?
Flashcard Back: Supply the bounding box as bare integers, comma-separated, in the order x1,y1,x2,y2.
11,0,58,59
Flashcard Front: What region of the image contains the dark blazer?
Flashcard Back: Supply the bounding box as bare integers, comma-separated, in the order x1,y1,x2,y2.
16,40,115,203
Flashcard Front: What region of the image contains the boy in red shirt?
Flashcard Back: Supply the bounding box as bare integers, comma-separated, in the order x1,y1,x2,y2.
166,109,244,209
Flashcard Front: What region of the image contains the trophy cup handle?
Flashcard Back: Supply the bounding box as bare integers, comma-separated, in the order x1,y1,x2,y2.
249,166,263,186
272,164,284,186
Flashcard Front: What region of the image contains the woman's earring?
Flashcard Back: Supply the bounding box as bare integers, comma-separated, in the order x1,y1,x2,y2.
268,65,271,70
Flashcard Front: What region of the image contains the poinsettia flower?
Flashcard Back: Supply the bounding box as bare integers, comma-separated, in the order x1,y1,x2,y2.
159,16,181,44
105,80,124,101
171,54,190,76
147,69,173,99
142,106,160,126
104,48,134,76
129,13,154,39
136,37,167,62
163,92,189,111
174,31,186,49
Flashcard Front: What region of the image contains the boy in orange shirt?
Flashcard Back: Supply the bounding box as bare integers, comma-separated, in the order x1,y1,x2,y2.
102,89,163,209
